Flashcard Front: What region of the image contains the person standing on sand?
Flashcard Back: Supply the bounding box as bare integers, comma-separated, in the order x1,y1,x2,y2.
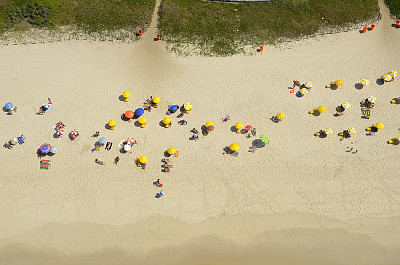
115,156,120,165
293,79,301,88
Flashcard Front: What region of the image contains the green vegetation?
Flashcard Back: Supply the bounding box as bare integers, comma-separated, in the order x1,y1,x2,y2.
0,0,156,35
385,0,400,17
159,0,380,56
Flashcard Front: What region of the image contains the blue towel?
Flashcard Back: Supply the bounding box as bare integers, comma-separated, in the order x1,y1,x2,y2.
17,137,25,145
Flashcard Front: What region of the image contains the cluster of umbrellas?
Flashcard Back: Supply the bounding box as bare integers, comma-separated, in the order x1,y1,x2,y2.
382,70,397,82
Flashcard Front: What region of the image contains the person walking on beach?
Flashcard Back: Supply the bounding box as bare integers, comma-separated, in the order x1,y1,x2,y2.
114,156,120,165
293,79,301,88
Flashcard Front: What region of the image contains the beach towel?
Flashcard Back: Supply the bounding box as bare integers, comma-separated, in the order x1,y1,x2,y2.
47,104,55,112
105,142,112,150
40,160,50,170
117,140,125,148
230,151,238,157
17,137,25,145
361,108,370,119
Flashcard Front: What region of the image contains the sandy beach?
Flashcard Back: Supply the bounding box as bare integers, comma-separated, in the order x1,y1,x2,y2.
1,0,400,264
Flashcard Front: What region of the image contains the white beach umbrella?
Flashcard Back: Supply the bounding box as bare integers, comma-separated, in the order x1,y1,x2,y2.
341,102,351,109
361,79,370,86
349,128,356,135
183,103,192,111
305,82,313,88
367,96,376,103
50,146,58,154
324,128,333,135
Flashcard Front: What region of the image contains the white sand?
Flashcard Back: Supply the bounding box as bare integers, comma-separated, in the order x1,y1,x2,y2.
0,0,400,264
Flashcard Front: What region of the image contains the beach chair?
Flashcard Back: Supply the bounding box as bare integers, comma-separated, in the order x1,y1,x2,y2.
40,160,50,170
55,121,65,130
362,108,370,119
174,151,179,157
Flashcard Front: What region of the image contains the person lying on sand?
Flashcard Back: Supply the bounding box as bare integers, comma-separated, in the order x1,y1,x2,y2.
95,159,104,165
336,106,345,116
4,142,12,149
190,134,199,141
318,130,327,138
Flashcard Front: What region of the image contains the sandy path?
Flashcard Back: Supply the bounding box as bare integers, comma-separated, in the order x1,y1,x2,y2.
0,0,399,264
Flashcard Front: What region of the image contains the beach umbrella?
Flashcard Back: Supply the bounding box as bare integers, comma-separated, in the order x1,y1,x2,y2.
324,128,333,135
134,108,144,117
122,91,130,98
56,129,64,136
317,106,327,113
376,123,384,129
348,128,356,135
277,113,285,120
138,116,146,125
300,88,308,95
162,117,171,125
245,125,253,131
43,102,51,109
183,103,192,111
5,102,13,110
50,146,58,154
10,138,18,145
108,120,116,127
170,105,178,112
125,110,134,119
70,129,79,136
98,137,107,145
167,147,176,155
389,70,398,77
341,102,351,109
361,79,370,86
383,73,392,82
335,80,343,87
260,135,269,144
124,144,131,152
205,121,214,128
126,138,135,145
229,143,240,151
152,97,161,104
235,122,243,130
367,96,376,103
206,125,214,132
40,143,51,154
139,156,147,164
305,82,313,88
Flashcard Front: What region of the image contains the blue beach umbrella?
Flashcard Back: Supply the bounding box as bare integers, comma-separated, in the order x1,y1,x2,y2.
170,105,178,112
5,102,13,110
40,143,51,154
135,108,144,117
98,137,107,145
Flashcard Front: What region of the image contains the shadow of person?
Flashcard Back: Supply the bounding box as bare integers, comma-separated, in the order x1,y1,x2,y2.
354,83,363,90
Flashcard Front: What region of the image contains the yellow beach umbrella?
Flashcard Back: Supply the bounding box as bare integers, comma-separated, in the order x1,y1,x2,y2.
108,120,116,130
383,73,392,82
235,122,243,130
367,96,376,103
389,70,398,77
324,128,333,135
229,143,240,152
138,116,146,128
152,96,161,104
277,113,285,120
122,91,130,102
361,79,370,86
349,128,356,135
305,82,313,88
205,121,213,128
375,123,384,129
300,88,308,95
162,117,171,127
139,156,147,164
341,102,351,109
10,138,18,145
317,106,327,113
167,147,176,155
335,80,343,87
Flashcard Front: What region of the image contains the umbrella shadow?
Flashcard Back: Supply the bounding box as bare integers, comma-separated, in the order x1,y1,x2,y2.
328,84,338,90
118,95,126,102
2,106,8,113
376,78,384,85
159,120,166,128
252,139,266,149
155,193,162,198
310,111,321,117
201,125,206,135
270,116,279,123
354,83,363,90
36,149,46,158
134,120,141,127
52,132,60,139
230,126,236,132
223,146,231,154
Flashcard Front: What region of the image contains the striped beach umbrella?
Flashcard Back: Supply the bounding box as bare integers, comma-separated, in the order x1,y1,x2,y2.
348,128,356,135
183,103,192,111
361,79,370,86
126,138,135,145
40,143,51,154
43,102,51,109
10,138,18,145
300,88,308,95
324,128,333,135
260,135,269,144
70,129,79,136
383,73,392,82
305,82,313,88
56,129,64,136
389,70,398,77
341,102,351,109
367,96,376,103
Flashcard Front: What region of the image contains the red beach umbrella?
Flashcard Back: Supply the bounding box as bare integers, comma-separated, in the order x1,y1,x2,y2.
125,110,134,119
245,125,253,131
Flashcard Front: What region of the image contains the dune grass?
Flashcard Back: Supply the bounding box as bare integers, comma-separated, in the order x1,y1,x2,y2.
0,0,156,36
384,0,400,17
159,0,380,56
